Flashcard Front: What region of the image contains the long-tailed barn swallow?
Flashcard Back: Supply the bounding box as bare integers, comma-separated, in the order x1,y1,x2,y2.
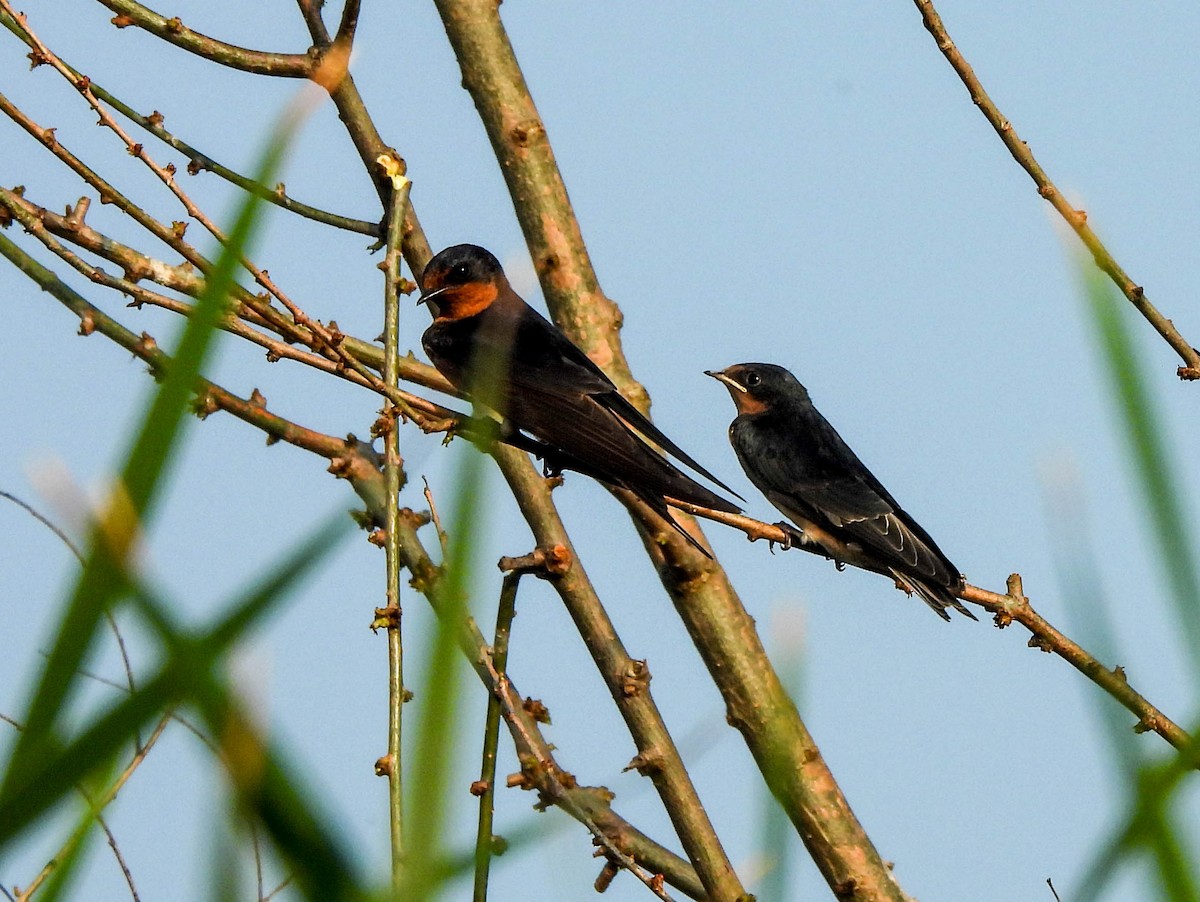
707,363,972,620
418,244,740,554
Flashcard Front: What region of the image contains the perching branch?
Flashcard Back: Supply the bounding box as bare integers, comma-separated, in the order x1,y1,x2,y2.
429,2,911,897
912,0,1200,381
2,232,707,898
677,501,1194,759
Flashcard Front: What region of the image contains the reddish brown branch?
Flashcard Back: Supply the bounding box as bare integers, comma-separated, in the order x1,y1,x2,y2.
676,500,1193,758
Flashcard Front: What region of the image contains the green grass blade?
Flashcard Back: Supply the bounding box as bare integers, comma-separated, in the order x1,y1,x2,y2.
1,102,303,806
0,510,348,851
1074,260,1200,899
402,449,489,900
1083,265,1200,669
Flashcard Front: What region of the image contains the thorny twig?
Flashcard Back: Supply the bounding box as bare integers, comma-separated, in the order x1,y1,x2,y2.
912,0,1200,380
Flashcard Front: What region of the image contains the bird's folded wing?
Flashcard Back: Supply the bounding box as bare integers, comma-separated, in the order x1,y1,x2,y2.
768,477,928,572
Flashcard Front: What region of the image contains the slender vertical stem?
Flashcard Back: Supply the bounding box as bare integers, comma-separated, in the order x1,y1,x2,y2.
490,449,744,900
473,572,520,901
380,157,412,890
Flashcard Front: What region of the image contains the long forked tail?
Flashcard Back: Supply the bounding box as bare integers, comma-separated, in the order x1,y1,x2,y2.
630,489,715,559
890,569,976,621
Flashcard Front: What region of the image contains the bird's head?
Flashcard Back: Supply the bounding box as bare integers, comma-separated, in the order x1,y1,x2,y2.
418,244,506,321
705,363,805,415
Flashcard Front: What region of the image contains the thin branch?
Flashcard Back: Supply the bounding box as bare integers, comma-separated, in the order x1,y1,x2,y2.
0,490,83,562
15,715,170,901
488,446,745,900
93,0,313,77
422,478,450,559
249,820,265,901
391,513,695,900
0,10,375,235
963,576,1193,753
912,0,1200,381
262,876,293,901
292,0,433,272
0,488,140,744
675,500,1194,758
97,814,141,902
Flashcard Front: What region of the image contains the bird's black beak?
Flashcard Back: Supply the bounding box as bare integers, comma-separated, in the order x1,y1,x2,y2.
417,285,449,306
705,369,746,393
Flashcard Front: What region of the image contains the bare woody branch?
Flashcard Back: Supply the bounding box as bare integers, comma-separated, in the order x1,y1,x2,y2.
429,2,912,898
912,0,1200,381
489,446,746,900
1,235,708,898
292,0,432,270
0,10,376,234
392,515,700,901
93,0,313,77
677,502,1194,759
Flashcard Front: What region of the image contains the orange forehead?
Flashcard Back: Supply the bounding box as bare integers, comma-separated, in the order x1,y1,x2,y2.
432,281,499,321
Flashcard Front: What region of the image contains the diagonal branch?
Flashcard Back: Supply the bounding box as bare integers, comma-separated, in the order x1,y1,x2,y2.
392,513,698,900
292,0,432,271
13,714,170,901
429,2,909,897
675,501,1194,760
489,444,746,900
912,0,1200,381
3,235,707,898
0,8,376,235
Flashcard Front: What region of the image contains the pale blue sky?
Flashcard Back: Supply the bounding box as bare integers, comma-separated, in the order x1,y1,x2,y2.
3,3,1199,900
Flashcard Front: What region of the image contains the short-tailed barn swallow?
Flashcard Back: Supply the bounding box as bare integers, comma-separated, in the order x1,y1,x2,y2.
418,244,741,554
707,363,972,620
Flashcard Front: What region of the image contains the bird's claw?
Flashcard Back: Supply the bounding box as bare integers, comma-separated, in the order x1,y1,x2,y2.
764,521,802,553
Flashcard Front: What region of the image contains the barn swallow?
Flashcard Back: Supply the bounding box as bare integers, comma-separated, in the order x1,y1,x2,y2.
707,363,973,620
418,244,741,554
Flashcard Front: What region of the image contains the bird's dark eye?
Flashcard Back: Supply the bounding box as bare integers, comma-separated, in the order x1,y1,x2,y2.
745,371,761,387
450,262,471,281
